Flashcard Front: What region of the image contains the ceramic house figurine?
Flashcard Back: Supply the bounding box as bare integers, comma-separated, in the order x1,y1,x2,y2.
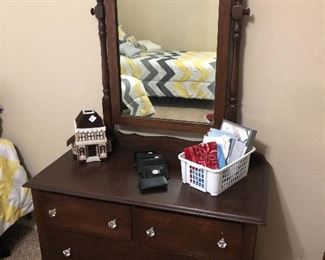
67,109,111,163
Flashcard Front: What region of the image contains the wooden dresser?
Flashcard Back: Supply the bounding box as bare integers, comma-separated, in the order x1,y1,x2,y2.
25,134,269,260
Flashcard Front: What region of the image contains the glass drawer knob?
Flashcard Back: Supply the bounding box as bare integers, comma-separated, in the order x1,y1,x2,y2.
108,219,117,229
146,227,155,238
217,238,227,249
48,208,56,218
62,248,71,257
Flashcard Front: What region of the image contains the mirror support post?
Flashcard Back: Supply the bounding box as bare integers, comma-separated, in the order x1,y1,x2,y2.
91,0,113,129
227,1,250,121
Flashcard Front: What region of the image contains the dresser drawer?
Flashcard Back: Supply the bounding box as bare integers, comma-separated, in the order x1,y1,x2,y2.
133,207,243,259
46,229,110,260
45,228,201,260
32,191,131,241
46,228,137,260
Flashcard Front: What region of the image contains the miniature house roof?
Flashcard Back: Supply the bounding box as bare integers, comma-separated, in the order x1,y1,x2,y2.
75,110,105,129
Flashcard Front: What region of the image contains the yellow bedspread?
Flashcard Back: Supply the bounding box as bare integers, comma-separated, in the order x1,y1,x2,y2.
0,139,33,235
120,51,216,100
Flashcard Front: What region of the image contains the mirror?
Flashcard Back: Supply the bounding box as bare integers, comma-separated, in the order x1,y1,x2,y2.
93,0,246,132
116,0,219,124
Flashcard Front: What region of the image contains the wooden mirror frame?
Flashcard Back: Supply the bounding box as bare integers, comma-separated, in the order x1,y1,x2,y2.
91,0,250,133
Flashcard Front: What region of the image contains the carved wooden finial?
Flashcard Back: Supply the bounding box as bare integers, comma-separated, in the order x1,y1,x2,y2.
232,3,250,20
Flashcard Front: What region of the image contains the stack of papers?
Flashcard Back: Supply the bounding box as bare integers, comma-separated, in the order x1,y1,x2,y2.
203,120,257,165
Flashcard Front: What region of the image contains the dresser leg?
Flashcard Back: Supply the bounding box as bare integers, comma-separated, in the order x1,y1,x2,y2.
241,224,257,260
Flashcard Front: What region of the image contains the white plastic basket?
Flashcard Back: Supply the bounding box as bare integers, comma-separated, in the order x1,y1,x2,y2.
178,147,256,196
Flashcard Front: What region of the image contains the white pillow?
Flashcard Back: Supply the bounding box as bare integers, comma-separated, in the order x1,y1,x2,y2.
137,40,162,53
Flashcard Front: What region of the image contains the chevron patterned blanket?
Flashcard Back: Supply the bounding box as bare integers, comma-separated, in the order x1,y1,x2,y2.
120,51,216,100
0,139,33,235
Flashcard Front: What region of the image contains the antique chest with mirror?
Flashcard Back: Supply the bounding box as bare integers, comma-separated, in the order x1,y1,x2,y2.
26,0,270,259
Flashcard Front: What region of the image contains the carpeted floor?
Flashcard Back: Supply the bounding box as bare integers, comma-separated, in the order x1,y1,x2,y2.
123,97,213,123
151,98,213,123
1,219,41,259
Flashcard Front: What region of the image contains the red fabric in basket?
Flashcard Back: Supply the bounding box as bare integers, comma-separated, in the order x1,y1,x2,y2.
184,142,218,169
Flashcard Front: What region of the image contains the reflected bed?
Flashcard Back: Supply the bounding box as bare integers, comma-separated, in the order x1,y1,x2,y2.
120,51,216,100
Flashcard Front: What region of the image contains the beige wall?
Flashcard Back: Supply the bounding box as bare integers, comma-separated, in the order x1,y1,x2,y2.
0,1,324,260
0,0,103,174
117,0,218,51
242,2,324,260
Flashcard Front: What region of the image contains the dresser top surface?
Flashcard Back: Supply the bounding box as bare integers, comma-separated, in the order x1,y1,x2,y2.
25,134,270,225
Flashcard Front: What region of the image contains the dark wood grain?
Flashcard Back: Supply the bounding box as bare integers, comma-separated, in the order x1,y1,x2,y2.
214,0,233,126
133,207,242,259
32,191,132,241
25,134,269,225
241,224,257,260
26,133,268,260
105,0,120,125
91,0,113,129
226,0,251,121
46,228,201,260
32,197,51,260
116,132,199,152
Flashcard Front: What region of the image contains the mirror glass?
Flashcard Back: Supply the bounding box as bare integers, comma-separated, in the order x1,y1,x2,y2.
117,0,219,124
